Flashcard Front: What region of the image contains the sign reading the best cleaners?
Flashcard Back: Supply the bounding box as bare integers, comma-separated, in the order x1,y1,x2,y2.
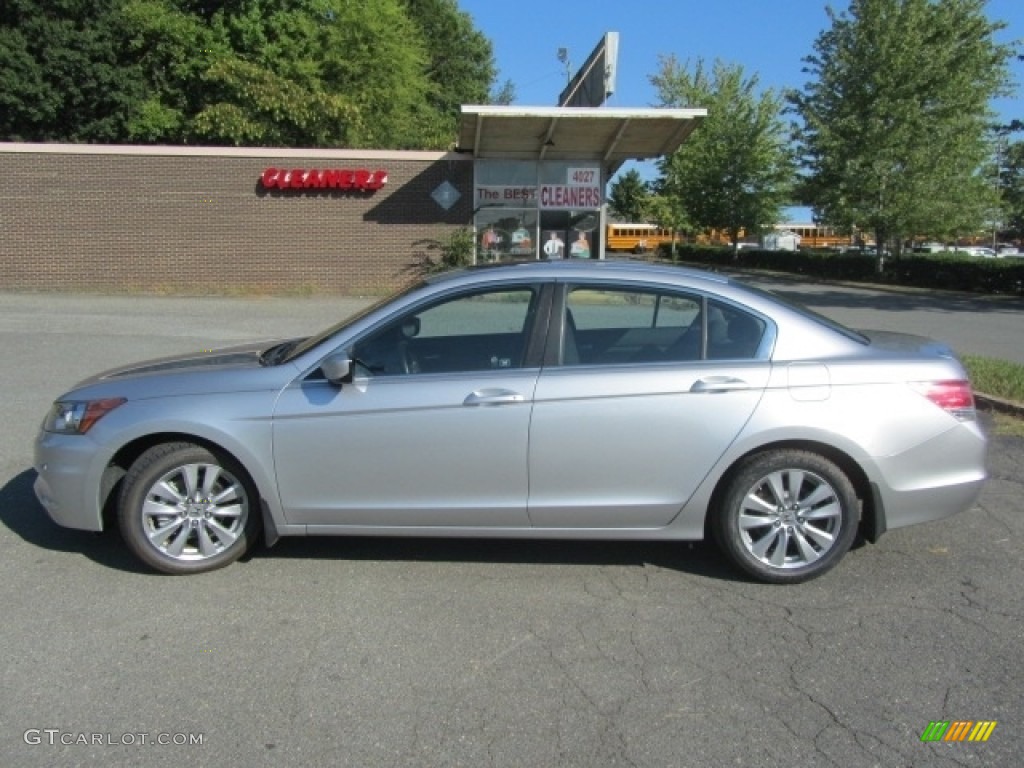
541,167,602,210
475,168,602,211
475,186,538,207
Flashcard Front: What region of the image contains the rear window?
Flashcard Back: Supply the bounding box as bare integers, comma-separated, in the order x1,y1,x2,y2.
739,283,869,345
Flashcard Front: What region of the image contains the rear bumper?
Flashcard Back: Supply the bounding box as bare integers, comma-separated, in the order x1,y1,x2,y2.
872,422,987,532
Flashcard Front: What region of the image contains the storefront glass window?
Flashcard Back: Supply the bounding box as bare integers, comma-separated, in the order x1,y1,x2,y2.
474,160,603,262
477,209,538,262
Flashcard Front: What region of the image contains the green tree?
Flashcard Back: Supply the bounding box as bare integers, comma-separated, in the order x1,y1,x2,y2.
790,0,1015,254
401,0,495,113
999,138,1024,240
195,0,435,148
607,168,651,222
489,78,516,106
645,192,690,259
120,0,222,142
652,56,794,250
2,0,501,148
0,0,147,141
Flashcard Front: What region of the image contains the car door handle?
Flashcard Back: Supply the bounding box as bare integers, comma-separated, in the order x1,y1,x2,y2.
463,389,526,406
690,377,750,393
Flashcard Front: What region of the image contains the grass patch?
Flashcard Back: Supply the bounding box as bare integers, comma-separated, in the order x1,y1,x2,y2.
962,355,1024,403
963,356,1024,435
987,411,1024,437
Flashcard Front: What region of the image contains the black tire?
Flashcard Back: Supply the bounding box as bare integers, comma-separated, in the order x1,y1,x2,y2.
712,449,860,584
118,442,261,574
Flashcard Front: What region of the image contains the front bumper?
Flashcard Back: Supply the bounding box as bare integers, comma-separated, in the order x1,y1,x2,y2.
33,431,105,532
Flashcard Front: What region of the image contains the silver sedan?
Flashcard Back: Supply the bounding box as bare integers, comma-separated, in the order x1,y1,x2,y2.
34,261,987,583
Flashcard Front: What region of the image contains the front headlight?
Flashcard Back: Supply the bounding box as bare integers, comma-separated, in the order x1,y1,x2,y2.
43,398,127,434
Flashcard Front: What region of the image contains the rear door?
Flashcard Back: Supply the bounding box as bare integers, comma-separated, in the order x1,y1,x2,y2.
528,283,771,528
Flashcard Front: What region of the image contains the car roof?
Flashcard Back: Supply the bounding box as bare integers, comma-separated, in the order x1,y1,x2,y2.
425,259,733,289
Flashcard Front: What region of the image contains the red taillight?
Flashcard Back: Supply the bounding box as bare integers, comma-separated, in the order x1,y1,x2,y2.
910,380,976,420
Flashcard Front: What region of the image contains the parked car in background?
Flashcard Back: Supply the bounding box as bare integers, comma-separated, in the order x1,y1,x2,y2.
34,261,987,583
911,243,1005,257
960,246,999,258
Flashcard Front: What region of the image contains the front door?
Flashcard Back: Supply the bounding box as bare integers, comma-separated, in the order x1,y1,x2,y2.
273,284,544,528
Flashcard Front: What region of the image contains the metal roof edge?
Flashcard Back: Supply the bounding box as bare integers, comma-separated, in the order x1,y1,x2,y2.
460,105,707,120
0,142,468,162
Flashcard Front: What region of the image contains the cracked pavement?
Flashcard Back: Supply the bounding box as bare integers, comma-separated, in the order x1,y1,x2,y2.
0,290,1020,767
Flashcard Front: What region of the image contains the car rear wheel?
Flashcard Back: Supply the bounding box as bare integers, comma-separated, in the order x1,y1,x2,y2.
713,450,859,584
118,442,260,574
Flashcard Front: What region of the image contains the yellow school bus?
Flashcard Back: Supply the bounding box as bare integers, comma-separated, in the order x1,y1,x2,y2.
606,223,677,253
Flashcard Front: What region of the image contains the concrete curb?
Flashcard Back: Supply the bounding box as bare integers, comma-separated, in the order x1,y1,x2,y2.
976,392,1024,419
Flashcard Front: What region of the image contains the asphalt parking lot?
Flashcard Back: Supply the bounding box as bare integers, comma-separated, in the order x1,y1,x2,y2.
0,284,1021,768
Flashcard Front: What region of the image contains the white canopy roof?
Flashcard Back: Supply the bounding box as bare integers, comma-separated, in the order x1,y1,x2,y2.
457,105,706,175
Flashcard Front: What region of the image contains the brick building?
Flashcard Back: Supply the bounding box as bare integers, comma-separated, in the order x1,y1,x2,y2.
0,106,704,295
0,143,472,295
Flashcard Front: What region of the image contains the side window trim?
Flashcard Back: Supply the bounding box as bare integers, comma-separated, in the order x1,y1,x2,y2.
344,281,549,378
550,282,704,367
705,297,772,361
545,281,773,367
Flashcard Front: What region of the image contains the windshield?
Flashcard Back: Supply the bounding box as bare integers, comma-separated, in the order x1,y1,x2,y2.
280,282,424,364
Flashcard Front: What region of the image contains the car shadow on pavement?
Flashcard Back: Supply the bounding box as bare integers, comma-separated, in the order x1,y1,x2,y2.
260,534,743,582
0,468,152,574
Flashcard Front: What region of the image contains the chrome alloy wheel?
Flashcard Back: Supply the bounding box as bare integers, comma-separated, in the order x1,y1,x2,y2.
141,462,249,562
737,468,843,569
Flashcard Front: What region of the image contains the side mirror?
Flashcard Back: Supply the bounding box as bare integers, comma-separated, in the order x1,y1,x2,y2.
320,353,353,385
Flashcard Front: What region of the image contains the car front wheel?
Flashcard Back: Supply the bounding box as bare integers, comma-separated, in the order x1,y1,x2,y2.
118,442,261,574
713,449,860,584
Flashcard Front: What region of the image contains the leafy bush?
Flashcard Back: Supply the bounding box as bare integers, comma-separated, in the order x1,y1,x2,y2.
880,254,1024,294
410,227,475,276
657,244,1024,296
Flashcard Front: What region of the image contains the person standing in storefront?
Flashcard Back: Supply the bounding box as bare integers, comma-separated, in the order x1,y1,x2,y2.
480,225,500,259
543,231,565,259
570,230,590,259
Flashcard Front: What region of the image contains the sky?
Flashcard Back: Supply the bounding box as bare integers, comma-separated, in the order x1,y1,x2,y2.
458,0,1024,217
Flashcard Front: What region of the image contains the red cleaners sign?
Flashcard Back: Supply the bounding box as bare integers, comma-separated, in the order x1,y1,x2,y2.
260,168,388,192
